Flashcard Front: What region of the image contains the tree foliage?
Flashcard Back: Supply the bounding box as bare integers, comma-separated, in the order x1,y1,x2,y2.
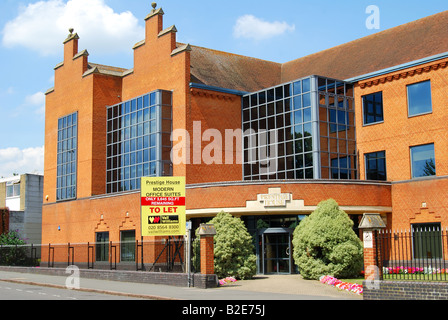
195,211,257,280
0,230,26,246
0,230,28,266
292,199,363,280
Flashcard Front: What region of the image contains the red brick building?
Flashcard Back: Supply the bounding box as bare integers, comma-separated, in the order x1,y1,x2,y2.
43,5,448,274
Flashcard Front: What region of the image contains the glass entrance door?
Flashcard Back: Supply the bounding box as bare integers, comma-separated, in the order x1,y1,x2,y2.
261,229,293,274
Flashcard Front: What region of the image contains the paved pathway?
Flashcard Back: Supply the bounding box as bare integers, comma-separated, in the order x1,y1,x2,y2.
0,270,362,300
224,274,363,300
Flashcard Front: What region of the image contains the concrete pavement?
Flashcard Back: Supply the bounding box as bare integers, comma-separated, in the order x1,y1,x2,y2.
0,269,362,300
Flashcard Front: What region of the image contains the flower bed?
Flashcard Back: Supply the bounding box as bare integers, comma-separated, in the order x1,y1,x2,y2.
219,277,237,286
319,275,363,295
383,266,447,275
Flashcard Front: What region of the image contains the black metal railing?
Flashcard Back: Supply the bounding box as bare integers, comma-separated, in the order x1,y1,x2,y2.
0,238,188,273
0,244,40,267
377,226,448,281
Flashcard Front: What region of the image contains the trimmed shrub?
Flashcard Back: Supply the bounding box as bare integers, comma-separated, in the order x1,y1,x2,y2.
194,211,257,280
292,199,363,280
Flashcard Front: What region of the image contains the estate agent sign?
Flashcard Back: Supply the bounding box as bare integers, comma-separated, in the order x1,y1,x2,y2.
141,176,186,237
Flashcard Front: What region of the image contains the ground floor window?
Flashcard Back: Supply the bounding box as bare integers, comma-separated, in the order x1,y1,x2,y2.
120,230,136,262
96,232,109,262
412,223,442,259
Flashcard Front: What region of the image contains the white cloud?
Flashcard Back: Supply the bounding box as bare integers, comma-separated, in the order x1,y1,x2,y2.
2,0,144,56
25,91,46,115
0,146,44,178
233,14,295,41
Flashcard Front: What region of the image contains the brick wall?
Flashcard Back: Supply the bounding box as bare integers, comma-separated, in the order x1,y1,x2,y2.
355,57,448,232
363,281,448,300
186,181,392,211
355,57,448,182
391,177,448,230
0,266,218,289
186,88,243,184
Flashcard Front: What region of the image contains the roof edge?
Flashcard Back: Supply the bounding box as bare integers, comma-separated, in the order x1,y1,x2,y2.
345,51,448,83
189,82,248,96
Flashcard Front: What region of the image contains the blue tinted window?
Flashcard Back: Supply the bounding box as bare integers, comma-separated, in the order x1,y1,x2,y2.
106,91,172,194
293,81,302,95
411,144,436,178
408,80,432,116
57,112,78,201
302,78,311,92
302,93,311,107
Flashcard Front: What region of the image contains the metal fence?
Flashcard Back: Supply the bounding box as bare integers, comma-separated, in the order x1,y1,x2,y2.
377,226,448,281
0,237,191,273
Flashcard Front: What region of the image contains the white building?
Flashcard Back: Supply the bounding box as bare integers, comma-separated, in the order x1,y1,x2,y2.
0,174,43,245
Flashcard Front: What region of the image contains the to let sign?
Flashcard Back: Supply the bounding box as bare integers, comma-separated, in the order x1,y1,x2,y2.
141,177,186,237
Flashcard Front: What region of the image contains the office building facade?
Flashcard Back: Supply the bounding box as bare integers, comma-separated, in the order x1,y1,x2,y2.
43,5,448,274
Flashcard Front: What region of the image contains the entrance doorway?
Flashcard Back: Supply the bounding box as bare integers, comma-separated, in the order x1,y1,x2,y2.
258,228,294,274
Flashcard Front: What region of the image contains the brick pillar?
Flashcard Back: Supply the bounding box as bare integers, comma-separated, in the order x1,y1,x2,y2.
200,236,215,275
359,213,386,282
198,224,216,275
362,230,382,280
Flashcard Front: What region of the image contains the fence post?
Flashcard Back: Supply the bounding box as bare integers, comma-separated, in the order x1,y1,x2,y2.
198,224,216,275
359,213,386,283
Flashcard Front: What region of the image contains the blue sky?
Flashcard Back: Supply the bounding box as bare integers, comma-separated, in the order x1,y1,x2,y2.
0,0,447,177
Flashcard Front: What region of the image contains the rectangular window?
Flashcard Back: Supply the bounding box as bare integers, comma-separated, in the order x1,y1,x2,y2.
365,151,387,181
57,112,78,201
96,232,109,262
362,92,383,125
120,230,135,262
106,90,173,194
6,182,20,198
412,223,442,259
407,80,432,116
410,143,436,178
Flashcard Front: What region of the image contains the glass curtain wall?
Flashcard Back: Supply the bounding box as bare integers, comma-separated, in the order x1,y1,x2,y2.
242,76,356,181
57,112,78,201
318,77,356,179
106,90,173,194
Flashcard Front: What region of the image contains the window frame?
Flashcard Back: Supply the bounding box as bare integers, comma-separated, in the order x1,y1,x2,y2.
6,182,20,198
362,91,384,126
95,232,109,262
56,112,78,202
411,223,442,259
407,80,433,118
120,230,136,262
364,151,387,181
410,143,436,179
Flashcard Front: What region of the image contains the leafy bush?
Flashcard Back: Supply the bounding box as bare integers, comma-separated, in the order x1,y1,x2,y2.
193,211,257,280
0,230,29,266
0,230,26,246
292,199,363,280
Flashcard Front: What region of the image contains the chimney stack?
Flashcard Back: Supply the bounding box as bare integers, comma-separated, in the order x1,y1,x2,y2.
63,28,79,62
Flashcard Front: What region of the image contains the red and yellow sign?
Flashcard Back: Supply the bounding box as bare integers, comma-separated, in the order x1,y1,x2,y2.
141,177,186,237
